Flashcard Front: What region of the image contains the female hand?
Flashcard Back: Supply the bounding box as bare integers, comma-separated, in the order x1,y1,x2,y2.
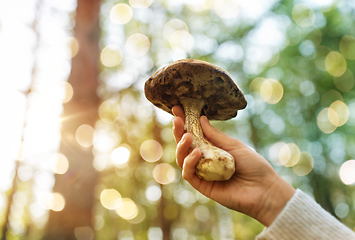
172,105,295,226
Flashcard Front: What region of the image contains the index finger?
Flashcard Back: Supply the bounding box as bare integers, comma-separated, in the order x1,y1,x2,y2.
172,105,185,122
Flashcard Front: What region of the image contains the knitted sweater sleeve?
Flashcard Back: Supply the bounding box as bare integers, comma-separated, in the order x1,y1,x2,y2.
256,189,355,240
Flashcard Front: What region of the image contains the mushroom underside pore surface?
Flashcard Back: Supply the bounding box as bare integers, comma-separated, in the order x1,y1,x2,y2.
144,59,247,181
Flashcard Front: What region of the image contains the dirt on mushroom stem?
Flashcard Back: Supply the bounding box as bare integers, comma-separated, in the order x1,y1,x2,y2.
180,98,235,181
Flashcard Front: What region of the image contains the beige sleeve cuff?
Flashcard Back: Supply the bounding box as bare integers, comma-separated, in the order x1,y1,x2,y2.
256,189,355,240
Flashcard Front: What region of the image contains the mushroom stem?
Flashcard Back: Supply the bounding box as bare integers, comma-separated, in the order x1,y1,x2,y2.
180,98,235,181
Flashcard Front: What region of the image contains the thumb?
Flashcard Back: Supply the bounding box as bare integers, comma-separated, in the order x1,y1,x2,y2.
200,116,243,151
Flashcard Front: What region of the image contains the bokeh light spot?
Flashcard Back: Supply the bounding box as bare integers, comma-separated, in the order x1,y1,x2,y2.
49,193,65,212
99,99,121,123
269,142,287,166
314,46,332,71
128,204,146,224
115,198,138,220
329,100,349,127
335,203,349,219
194,205,210,222
321,89,343,108
69,37,79,58
140,140,163,162
58,81,73,103
100,189,122,210
325,51,347,77
125,33,150,57
101,45,122,67
250,77,266,92
51,153,69,175
186,0,211,12
94,130,121,153
148,227,163,240
110,4,133,24
317,108,337,134
279,143,301,167
75,124,95,147
292,4,315,27
169,30,194,52
286,24,301,46
292,152,314,176
153,163,176,185
339,35,355,60
163,19,189,40
111,146,131,167
334,69,354,92
339,160,355,185
129,0,153,8
260,79,284,104
145,185,162,202
213,0,239,19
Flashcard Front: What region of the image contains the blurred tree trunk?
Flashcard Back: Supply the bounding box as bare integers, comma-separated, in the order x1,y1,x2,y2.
43,0,101,239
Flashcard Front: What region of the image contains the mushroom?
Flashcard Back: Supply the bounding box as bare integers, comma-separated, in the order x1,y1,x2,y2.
144,59,247,181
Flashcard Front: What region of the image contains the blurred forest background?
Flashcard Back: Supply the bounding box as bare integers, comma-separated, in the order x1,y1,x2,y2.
1,0,355,239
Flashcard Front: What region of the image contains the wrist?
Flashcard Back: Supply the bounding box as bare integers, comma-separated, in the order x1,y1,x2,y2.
256,176,296,227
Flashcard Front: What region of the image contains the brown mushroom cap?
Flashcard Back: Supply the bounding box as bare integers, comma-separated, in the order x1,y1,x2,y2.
145,59,247,120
